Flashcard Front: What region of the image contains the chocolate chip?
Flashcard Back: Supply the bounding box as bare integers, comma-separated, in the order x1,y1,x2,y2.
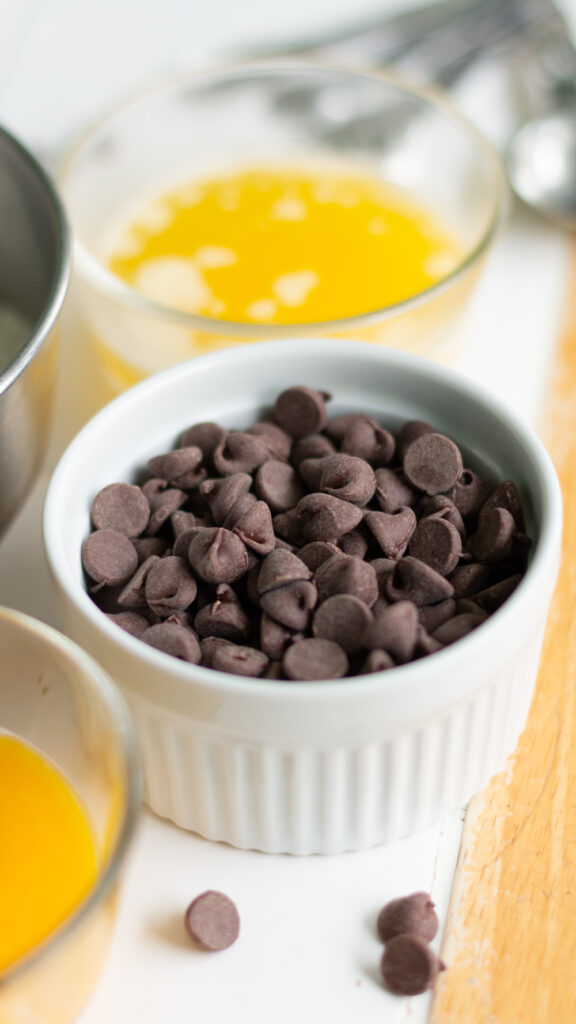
200,473,252,525
396,420,436,460
257,549,312,594
447,469,492,519
273,386,328,437
141,622,201,662
364,507,417,560
147,447,204,489
360,649,395,673
260,613,302,661
246,421,293,461
296,493,363,541
380,935,442,996
298,541,342,572
117,554,160,609
188,528,248,583
194,584,251,642
312,594,373,654
254,460,305,512
474,574,522,612
338,526,369,558
340,416,396,466
417,494,466,538
184,891,240,951
211,644,269,677
222,492,258,529
133,536,170,562
403,432,463,496
260,579,318,631
433,612,486,645
291,433,336,466
82,529,139,587
144,555,198,617
472,507,517,563
365,601,419,663
146,488,188,535
91,482,150,538
418,598,457,633
231,500,275,556
377,892,439,943
480,479,525,530
179,422,226,464
272,508,306,546
408,516,462,576
315,554,379,608
374,468,418,514
448,562,492,598
283,638,349,680
386,557,455,606
105,611,150,637
213,432,271,476
316,453,376,507
199,636,235,668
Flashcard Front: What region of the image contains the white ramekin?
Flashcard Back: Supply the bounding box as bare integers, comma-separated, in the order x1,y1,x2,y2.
43,340,562,854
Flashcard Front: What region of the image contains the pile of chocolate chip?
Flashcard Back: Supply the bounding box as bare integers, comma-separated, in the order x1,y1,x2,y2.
81,385,531,681
378,892,444,996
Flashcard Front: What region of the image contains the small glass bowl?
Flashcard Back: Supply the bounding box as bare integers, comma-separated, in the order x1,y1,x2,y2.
0,607,140,1024
59,64,506,406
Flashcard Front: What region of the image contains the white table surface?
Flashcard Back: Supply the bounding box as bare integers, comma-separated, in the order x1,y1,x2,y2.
0,1,574,1021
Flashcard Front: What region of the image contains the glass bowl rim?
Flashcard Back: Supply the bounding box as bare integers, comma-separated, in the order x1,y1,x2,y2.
58,61,508,336
0,605,141,986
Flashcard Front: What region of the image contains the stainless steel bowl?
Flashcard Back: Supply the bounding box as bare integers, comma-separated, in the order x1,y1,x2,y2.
0,126,70,535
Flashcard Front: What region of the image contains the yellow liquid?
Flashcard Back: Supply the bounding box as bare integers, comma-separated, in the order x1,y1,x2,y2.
108,166,461,325
0,734,98,972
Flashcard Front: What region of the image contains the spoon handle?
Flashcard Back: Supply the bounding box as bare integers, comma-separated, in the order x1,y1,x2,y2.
512,4,576,112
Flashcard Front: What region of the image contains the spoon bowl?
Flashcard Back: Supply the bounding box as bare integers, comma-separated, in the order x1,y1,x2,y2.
507,107,576,229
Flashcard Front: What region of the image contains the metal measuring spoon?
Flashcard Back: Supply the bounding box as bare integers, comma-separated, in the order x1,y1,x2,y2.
506,14,576,230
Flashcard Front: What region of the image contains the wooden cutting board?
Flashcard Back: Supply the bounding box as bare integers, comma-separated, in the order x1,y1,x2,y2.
429,252,576,1023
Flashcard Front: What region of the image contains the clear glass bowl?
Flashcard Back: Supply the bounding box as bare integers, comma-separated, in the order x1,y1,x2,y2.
59,64,506,413
0,607,140,1024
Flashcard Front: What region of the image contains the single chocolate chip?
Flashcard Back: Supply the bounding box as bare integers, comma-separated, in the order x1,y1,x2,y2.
246,421,293,461
194,584,251,642
133,536,170,562
213,432,271,476
179,422,226,464
448,563,493,598
106,611,150,638
232,500,275,556
338,526,370,558
312,594,373,654
340,416,396,467
141,622,201,662
91,482,150,538
260,613,302,661
199,636,235,668
298,541,342,572
408,516,462,576
361,649,395,673
418,598,457,633
273,386,329,437
374,468,418,514
258,549,312,594
396,419,436,460
211,644,269,677
480,479,525,530
188,528,248,583
255,460,305,512
377,892,439,943
324,412,365,442
364,507,417,560
403,432,463,496
291,433,336,467
145,555,198,617
117,554,161,609
146,488,188,535
433,612,486,645
82,529,139,587
296,493,363,542
272,508,306,546
316,453,376,506
283,638,349,680
315,554,379,608
381,934,443,996
297,457,325,490
415,625,445,656
447,469,492,519
386,557,455,607
222,492,258,529
365,601,419,663
473,574,522,612
147,447,204,489
200,473,252,525
260,579,318,631
369,557,397,592
472,507,517,563
184,891,240,951
171,510,209,537
417,494,466,538
141,476,167,501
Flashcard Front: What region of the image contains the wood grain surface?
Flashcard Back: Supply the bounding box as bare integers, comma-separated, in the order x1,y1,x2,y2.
429,255,576,1023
